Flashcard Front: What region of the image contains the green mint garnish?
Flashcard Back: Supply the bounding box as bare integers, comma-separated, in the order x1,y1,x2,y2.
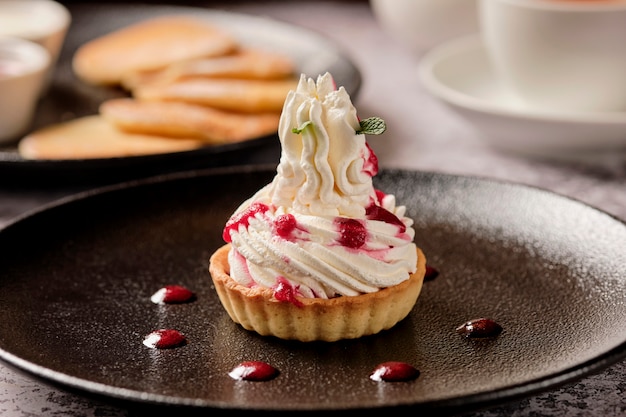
292,117,386,135
357,117,386,135
292,121,313,134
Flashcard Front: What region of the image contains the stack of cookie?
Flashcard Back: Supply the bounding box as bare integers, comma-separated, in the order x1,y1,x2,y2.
19,16,297,159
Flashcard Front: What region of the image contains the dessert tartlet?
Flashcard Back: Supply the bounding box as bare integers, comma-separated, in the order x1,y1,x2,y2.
209,72,426,342
210,245,425,342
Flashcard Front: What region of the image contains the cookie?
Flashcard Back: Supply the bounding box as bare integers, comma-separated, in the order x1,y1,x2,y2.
18,115,204,159
132,78,298,113
72,16,238,86
100,98,280,143
120,48,296,90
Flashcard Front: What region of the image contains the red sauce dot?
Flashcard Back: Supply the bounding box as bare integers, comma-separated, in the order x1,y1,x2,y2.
335,217,367,249
370,361,420,382
229,361,279,381
456,318,503,338
143,329,187,349
150,285,195,304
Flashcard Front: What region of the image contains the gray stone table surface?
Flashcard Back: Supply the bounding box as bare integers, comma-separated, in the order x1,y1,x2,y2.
1,1,625,416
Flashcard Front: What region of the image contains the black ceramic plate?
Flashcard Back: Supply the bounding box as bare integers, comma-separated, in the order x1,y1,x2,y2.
0,167,625,416
0,3,361,184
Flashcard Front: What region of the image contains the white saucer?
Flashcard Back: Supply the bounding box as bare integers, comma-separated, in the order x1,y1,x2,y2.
418,35,626,160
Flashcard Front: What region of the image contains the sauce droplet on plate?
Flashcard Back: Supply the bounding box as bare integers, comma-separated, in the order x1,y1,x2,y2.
370,361,420,382
143,329,187,349
425,265,439,281
229,361,279,381
150,285,196,304
456,318,503,338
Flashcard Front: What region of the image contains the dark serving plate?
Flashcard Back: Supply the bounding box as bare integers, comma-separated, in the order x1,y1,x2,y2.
0,167,625,416
0,3,361,185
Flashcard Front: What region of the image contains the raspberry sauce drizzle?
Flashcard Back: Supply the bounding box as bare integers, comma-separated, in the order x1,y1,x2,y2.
362,143,379,177
374,189,386,204
365,204,406,232
273,276,303,307
223,202,269,242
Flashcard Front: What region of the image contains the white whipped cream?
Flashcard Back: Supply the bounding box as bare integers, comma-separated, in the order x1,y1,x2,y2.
223,72,417,298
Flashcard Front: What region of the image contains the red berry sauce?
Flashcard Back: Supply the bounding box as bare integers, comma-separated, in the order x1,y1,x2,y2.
143,329,187,349
223,202,269,243
335,217,367,249
456,318,503,338
150,285,195,304
365,204,406,233
425,265,439,281
362,143,379,177
229,361,279,381
370,361,420,382
273,276,303,307
273,213,298,239
374,189,386,204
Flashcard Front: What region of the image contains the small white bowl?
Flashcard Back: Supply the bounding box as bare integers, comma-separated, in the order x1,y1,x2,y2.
370,0,479,53
417,35,626,161
0,37,51,144
0,0,70,89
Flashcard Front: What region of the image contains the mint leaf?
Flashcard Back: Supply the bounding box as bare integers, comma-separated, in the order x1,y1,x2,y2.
292,121,313,134
357,117,386,135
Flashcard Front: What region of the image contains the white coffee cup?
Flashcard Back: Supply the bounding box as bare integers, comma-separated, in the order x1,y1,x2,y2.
371,0,479,53
479,0,626,113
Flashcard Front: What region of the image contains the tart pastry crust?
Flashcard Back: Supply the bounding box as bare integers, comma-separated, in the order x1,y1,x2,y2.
209,244,427,342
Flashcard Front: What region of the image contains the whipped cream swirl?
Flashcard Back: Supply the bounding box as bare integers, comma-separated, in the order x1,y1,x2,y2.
223,72,417,299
